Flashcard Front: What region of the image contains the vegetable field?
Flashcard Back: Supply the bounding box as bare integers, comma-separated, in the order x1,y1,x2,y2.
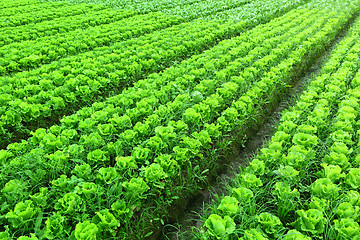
0,0,360,239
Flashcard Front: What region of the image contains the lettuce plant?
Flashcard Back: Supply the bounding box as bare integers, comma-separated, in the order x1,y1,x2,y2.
311,178,339,199
44,213,68,239
203,214,236,240
319,163,345,183
246,159,266,176
242,173,263,189
308,197,328,213
17,234,38,240
111,199,133,219
144,163,168,189
343,190,360,206
333,218,360,239
74,221,98,240
30,187,48,208
272,182,300,200
97,167,119,184
282,229,311,240
72,164,92,180
122,177,149,199
55,192,84,215
323,152,350,169
116,156,138,175
217,196,240,215
336,202,359,220
5,200,37,228
232,187,254,204
345,168,360,189
292,133,318,148
154,154,179,177
87,149,109,164
1,179,29,204
240,228,268,240
273,165,300,183
293,209,326,235
93,209,120,235
256,212,283,237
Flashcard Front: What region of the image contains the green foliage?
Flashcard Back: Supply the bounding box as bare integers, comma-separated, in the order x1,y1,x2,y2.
144,163,168,189
2,0,360,238
256,212,283,237
203,214,236,240
217,196,240,215
282,229,311,240
92,209,120,234
345,168,360,189
122,177,149,199
44,213,68,239
240,229,268,240
241,173,263,189
5,200,37,228
232,187,254,204
74,221,98,240
55,192,84,215
333,218,360,239
293,209,326,235
311,178,339,199
336,202,360,219
319,163,345,183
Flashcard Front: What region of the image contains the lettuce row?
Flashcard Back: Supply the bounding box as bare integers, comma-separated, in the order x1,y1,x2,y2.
0,0,309,146
200,12,360,239
0,18,248,146
0,2,71,18
0,7,312,179
0,7,136,47
158,0,251,20
204,0,308,21
0,0,39,9
0,8,350,239
0,12,183,75
0,2,101,28
291,68,360,239
48,8,314,158
61,0,203,14
0,7,312,238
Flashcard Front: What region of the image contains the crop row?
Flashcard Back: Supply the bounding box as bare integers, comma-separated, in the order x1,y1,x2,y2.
0,5,355,238
42,0,308,21
0,0,311,148
0,6,136,47
0,1,70,17
159,0,250,20
0,12,183,75
0,6,290,147
111,0,203,13
0,5,312,237
205,0,308,20
0,2,102,28
44,0,210,13
0,0,303,74
0,0,39,9
200,13,360,240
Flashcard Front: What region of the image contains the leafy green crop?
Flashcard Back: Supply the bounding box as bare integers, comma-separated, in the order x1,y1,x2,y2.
193,2,360,238
1,0,360,238
203,214,236,239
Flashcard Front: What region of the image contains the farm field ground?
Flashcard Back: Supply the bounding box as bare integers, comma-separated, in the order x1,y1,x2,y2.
0,0,360,239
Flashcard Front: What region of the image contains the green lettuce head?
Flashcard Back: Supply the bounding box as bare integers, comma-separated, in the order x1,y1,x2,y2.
334,218,360,239
204,214,236,240
293,209,326,235
74,221,98,240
